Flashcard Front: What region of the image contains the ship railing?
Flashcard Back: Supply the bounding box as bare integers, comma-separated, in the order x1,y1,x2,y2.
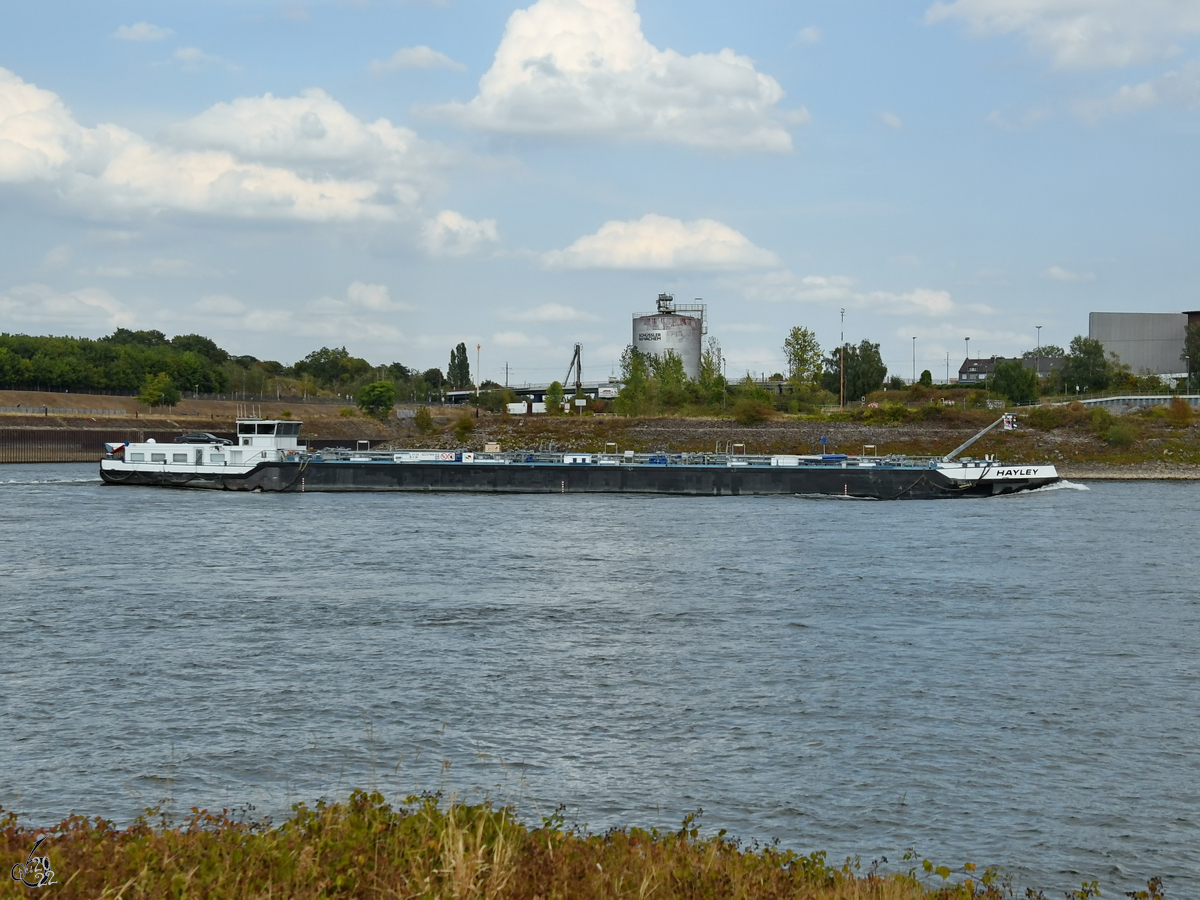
302,448,959,469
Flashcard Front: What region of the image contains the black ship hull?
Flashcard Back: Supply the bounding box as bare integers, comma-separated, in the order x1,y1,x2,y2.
99,460,1058,500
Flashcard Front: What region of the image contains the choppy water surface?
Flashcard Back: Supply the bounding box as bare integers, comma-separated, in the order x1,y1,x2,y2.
2,464,1198,894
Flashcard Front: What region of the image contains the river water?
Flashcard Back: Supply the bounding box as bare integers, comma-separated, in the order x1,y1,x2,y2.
2,464,1197,894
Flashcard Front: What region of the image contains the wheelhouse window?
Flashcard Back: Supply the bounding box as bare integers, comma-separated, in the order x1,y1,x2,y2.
277,423,301,436
237,423,256,435
256,423,276,435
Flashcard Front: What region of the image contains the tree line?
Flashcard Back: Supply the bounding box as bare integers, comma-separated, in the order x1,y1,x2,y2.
0,330,480,406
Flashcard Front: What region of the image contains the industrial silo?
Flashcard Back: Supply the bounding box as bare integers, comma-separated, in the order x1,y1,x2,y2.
632,293,706,380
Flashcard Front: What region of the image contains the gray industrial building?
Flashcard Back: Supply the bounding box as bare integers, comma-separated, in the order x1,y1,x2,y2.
1089,311,1200,376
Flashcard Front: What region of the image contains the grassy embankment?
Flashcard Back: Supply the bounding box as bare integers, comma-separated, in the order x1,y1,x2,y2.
2,388,1197,474
2,792,1157,900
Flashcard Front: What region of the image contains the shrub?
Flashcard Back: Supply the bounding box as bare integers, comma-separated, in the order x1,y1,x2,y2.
339,407,356,417
1165,396,1194,427
1023,406,1060,431
1105,424,1136,447
732,399,774,424
413,406,434,434
1089,406,1114,434
279,409,293,419
454,415,475,442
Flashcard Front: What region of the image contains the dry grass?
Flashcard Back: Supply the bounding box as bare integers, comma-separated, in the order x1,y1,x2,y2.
0,792,1118,900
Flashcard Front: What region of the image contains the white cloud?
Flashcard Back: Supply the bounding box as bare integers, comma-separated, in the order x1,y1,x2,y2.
492,330,551,348
881,111,903,128
432,0,799,152
193,294,246,316
0,283,131,331
1046,265,1095,281
371,46,466,74
77,258,223,278
501,302,599,322
113,22,174,42
420,210,499,257
41,245,72,268
926,0,1200,70
0,68,451,224
1073,59,1200,119
308,281,417,313
545,214,780,270
792,27,822,45
185,282,411,342
733,270,979,317
167,87,449,195
173,47,239,71
985,106,1051,129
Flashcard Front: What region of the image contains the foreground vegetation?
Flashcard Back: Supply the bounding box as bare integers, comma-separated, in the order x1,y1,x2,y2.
0,793,1164,899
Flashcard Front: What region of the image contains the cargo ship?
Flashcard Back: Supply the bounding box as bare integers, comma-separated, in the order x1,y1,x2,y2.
98,416,1059,500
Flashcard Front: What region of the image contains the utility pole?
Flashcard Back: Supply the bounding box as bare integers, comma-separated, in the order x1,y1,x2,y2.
945,352,949,385
505,362,509,388
912,336,916,385
839,308,846,408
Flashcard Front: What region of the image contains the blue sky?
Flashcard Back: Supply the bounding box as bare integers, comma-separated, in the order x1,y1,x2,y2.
2,0,1198,385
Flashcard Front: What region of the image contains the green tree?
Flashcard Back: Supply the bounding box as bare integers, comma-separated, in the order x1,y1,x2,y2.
544,380,565,414
919,369,933,387
782,326,822,384
102,328,170,347
820,340,886,401
138,372,180,409
1060,335,1110,393
171,334,229,363
991,358,1038,404
448,342,471,390
294,346,372,388
1184,323,1200,391
696,336,725,404
615,346,649,415
1023,344,1066,359
356,381,397,420
650,349,688,406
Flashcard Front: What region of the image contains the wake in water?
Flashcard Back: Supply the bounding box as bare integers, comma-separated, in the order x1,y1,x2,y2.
1028,479,1090,493
1,475,101,486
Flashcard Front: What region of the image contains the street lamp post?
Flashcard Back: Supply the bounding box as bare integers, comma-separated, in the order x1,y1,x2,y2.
721,356,727,409
1183,355,1191,394
1036,325,1042,385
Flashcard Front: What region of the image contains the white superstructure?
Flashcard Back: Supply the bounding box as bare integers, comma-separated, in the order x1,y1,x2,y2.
102,419,304,477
